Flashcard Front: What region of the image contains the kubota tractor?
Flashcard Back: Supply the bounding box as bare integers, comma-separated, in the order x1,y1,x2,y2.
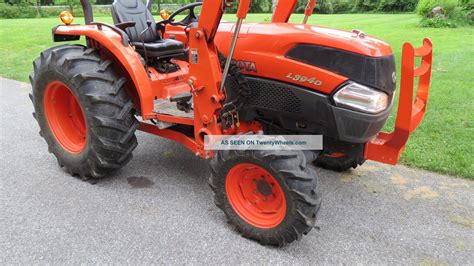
29,0,433,245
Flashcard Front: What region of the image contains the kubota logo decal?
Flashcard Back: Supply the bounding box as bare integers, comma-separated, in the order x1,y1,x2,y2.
232,60,257,73
286,73,323,86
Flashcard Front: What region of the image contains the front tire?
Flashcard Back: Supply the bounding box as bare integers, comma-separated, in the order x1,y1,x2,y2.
209,150,321,246
314,153,359,172
29,45,139,180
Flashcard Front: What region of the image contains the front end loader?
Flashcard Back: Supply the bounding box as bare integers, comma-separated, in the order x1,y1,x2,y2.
29,0,433,246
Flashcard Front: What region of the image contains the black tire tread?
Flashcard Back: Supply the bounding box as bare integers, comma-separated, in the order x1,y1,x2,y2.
209,149,321,246
30,44,138,180
314,154,358,172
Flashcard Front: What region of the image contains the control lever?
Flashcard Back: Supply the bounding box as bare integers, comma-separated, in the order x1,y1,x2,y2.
139,20,153,76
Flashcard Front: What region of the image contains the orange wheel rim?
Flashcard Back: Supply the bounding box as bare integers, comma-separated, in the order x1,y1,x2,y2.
44,81,87,154
226,163,286,229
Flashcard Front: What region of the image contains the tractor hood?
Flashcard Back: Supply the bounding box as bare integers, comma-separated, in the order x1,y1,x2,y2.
215,22,396,96
216,22,393,58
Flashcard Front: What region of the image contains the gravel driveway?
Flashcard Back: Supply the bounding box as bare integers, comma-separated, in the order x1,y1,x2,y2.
1,78,473,264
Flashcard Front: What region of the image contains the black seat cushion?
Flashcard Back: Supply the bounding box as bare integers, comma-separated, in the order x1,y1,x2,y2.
132,39,185,57
112,0,185,58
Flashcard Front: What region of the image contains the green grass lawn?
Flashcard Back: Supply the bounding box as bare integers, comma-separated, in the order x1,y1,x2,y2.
0,14,473,178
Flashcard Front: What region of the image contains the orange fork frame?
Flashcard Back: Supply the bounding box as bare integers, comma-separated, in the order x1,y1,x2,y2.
364,38,433,165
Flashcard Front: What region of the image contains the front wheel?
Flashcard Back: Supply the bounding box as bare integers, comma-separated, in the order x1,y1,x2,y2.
209,150,321,246
314,153,360,172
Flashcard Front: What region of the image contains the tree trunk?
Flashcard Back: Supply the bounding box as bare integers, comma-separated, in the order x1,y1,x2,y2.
36,0,40,18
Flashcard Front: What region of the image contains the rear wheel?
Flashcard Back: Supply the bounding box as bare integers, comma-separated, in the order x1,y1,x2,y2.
29,45,139,180
210,150,321,246
43,81,87,154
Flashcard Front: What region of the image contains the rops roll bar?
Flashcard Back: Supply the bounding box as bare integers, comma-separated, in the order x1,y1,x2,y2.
80,0,94,25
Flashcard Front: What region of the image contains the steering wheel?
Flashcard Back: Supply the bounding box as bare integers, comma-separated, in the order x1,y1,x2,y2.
168,2,203,26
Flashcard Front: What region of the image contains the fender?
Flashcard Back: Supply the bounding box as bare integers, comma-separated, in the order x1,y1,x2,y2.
53,24,155,119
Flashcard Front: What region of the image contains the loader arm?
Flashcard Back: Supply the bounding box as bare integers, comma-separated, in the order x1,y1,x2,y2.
178,0,252,154
272,0,316,23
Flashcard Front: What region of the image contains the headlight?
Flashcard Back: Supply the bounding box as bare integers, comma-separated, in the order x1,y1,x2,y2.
333,82,389,114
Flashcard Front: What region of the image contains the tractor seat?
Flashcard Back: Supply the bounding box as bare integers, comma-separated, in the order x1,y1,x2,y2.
131,39,184,58
112,0,185,58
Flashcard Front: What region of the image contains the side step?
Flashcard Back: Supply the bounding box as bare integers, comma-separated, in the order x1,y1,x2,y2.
153,98,194,129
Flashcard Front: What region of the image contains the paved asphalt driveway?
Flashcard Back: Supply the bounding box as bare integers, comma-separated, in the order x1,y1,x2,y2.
1,78,473,264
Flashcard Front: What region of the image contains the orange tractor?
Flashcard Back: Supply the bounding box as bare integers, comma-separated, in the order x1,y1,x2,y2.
29,0,433,245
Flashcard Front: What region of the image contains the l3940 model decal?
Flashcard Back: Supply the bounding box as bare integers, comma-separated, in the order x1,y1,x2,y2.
286,73,323,86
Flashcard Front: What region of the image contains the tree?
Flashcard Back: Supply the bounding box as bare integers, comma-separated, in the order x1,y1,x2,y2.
249,0,269,12
40,0,54,5
66,0,80,15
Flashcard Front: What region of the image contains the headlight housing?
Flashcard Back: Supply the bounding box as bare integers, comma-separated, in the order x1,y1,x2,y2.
333,82,389,114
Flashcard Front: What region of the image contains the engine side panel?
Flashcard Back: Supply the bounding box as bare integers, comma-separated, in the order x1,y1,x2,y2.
227,76,391,143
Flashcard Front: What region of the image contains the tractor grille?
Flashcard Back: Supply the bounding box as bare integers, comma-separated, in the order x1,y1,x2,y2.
227,77,302,114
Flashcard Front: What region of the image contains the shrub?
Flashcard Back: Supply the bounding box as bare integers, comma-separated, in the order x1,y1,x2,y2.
420,14,458,26
449,6,474,24
416,0,472,27
0,3,21,18
313,0,354,14
353,0,380,12
317,2,334,14
332,1,353,13
0,3,115,18
416,0,440,15
39,6,65,17
417,0,459,16
459,0,474,9
0,3,40,18
378,0,419,12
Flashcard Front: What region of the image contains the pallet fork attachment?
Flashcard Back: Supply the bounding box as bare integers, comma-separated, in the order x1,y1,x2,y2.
364,38,433,165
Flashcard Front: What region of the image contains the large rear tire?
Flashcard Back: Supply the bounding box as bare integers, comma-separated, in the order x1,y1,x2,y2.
29,45,139,180
209,150,321,246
